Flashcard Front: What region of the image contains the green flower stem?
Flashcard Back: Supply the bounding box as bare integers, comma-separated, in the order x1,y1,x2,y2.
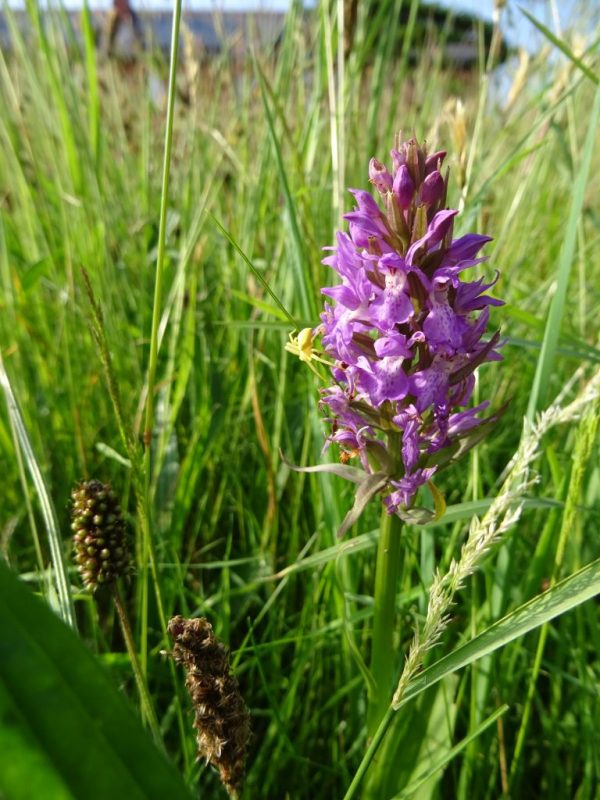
367,508,403,737
344,706,395,800
112,585,164,751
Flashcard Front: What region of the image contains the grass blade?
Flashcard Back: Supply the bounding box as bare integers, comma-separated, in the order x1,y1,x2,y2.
0,353,76,630
519,7,598,85
210,212,298,327
257,64,317,322
392,705,509,799
526,80,600,420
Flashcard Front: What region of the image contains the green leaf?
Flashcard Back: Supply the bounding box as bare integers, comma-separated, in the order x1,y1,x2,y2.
366,676,458,799
0,561,193,800
337,473,389,539
345,560,600,800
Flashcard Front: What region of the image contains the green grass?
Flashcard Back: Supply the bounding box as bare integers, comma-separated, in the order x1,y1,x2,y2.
0,0,599,798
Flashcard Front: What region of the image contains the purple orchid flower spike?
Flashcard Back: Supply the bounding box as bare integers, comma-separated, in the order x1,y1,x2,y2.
288,135,504,533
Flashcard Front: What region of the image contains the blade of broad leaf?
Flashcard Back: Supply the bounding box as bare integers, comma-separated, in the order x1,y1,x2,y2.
526,81,600,420
0,561,193,800
397,505,437,525
282,453,367,484
427,481,447,521
397,557,600,708
0,353,76,630
0,681,72,800
398,676,459,800
367,676,459,799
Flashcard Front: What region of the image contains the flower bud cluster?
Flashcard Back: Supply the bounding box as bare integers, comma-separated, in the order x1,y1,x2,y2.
319,136,504,518
71,480,130,590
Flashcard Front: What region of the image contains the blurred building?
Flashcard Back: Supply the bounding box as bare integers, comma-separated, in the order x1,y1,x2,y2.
0,4,506,69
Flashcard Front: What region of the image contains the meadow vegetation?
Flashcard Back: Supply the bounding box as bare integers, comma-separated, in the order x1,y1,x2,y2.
0,0,599,797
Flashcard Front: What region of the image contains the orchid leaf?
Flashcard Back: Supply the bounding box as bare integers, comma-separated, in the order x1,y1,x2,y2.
281,451,367,484
427,481,447,521
396,505,436,525
337,473,389,538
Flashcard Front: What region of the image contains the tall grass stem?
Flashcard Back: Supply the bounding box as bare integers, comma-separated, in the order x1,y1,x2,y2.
0,352,76,630
143,0,183,459
112,584,164,750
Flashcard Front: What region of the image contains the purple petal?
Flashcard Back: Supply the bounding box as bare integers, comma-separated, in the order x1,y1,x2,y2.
446,234,492,264
447,402,490,436
425,150,447,174
357,355,409,406
344,211,386,239
348,221,370,249
384,467,437,512
374,333,412,358
390,148,406,172
374,268,414,329
348,188,382,217
423,283,468,353
401,418,421,472
454,272,504,313
407,209,458,265
409,359,452,412
321,284,362,310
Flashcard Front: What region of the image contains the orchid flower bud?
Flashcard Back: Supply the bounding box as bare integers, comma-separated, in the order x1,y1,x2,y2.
369,157,393,194
393,164,414,209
